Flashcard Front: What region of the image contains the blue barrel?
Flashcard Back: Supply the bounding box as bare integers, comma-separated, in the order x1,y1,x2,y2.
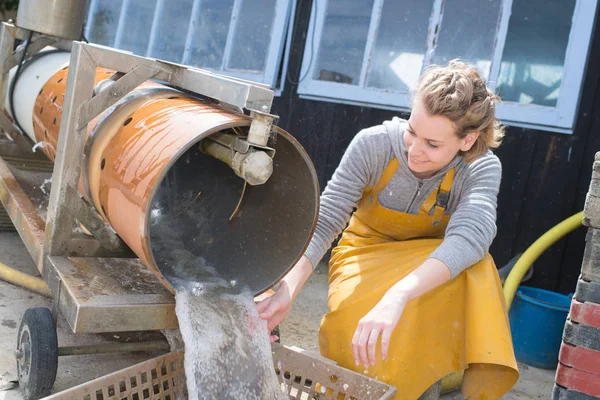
509,286,572,369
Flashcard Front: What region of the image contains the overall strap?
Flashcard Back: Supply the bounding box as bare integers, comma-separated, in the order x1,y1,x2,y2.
419,167,456,222
371,158,400,194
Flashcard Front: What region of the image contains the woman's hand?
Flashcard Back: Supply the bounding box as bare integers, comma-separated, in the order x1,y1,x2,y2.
352,258,453,368
256,280,293,341
256,255,314,342
352,294,408,368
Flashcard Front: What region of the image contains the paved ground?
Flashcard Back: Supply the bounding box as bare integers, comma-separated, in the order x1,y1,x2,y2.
0,231,555,399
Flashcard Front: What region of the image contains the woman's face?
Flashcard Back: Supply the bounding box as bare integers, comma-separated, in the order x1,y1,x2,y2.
404,98,478,179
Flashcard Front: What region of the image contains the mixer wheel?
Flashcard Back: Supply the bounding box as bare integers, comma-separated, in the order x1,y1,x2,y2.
16,307,59,400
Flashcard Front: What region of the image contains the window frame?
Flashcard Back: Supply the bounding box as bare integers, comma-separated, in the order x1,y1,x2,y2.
297,0,598,134
85,0,294,91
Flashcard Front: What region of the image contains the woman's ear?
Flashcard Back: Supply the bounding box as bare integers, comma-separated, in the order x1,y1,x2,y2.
460,131,480,152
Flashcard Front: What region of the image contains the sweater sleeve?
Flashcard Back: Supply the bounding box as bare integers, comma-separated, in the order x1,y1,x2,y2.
304,129,383,269
428,154,502,278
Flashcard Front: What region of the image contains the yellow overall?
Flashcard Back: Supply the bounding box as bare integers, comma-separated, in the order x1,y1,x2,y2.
319,158,519,399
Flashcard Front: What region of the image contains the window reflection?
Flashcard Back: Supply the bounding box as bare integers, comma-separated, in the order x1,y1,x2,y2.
229,0,277,72
314,0,374,85
116,0,158,56
497,0,575,106
367,0,431,91
87,0,124,47
431,0,501,81
148,0,195,61
185,0,235,69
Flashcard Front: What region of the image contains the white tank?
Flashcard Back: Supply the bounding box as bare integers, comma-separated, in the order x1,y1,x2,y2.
6,50,71,143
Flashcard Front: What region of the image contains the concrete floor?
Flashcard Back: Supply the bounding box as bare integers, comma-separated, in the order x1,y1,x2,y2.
0,231,555,399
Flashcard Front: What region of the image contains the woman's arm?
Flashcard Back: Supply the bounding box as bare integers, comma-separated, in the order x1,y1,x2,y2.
256,255,313,339
428,153,502,277
352,258,451,367
257,128,392,334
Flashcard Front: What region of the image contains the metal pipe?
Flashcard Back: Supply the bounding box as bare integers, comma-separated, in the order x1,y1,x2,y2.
58,341,171,357
199,132,274,185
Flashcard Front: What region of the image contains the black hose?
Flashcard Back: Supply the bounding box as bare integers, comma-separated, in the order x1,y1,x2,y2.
8,30,34,135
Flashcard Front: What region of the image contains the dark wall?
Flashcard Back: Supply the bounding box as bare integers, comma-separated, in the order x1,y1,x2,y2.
272,0,600,294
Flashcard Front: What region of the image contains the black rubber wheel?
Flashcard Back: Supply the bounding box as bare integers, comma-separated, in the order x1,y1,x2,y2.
16,307,59,400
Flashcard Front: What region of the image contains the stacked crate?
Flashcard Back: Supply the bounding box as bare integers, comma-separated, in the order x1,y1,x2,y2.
553,153,600,399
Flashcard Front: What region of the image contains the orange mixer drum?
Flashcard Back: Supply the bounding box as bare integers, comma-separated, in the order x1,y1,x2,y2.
32,67,319,294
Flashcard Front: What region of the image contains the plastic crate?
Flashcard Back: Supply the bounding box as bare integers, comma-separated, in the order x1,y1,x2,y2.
42,343,397,400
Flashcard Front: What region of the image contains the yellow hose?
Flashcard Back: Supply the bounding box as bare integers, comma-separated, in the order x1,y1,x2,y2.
0,261,52,297
503,211,584,311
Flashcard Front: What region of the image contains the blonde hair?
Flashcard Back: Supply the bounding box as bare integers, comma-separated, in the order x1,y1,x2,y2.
415,59,504,163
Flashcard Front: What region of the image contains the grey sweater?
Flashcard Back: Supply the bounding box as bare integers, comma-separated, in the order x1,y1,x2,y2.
304,117,502,278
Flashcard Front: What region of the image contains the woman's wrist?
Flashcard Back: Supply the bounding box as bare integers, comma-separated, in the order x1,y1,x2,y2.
384,285,413,304
282,255,313,301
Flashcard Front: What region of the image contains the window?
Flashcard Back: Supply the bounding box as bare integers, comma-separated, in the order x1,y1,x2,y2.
297,0,598,133
85,0,294,91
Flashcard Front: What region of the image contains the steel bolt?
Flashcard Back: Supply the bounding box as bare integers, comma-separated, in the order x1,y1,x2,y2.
14,349,23,359
261,105,269,112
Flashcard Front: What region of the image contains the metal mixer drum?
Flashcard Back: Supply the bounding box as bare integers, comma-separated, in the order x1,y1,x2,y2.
148,127,318,295
26,61,319,296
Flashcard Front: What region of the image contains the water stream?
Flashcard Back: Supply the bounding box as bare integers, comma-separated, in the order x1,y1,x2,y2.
174,280,286,399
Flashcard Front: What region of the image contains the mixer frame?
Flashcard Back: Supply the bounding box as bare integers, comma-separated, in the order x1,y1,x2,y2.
0,21,279,334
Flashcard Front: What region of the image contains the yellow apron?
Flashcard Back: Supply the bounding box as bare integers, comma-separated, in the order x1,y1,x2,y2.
319,158,519,399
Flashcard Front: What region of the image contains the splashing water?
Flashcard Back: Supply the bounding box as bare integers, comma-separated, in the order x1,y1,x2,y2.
175,282,286,400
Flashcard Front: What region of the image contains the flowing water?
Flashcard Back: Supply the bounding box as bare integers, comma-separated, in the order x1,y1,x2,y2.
174,279,286,399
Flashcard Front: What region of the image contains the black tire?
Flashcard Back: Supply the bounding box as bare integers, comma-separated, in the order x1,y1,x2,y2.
16,307,59,400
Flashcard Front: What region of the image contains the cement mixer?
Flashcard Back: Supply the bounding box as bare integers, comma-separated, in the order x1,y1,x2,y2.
0,1,319,398
13,55,319,295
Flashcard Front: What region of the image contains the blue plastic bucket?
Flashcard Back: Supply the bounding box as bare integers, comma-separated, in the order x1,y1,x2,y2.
509,286,571,369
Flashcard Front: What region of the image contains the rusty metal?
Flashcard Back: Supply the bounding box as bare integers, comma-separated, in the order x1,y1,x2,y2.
77,65,160,130
58,341,170,357
0,156,45,269
0,139,54,172
248,109,277,146
199,131,276,185
0,110,37,154
44,344,397,400
63,185,127,253
45,255,177,333
5,36,58,71
0,204,14,231
0,23,16,112
16,0,88,40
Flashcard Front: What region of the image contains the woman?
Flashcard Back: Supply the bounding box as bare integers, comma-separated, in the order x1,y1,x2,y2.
258,60,519,399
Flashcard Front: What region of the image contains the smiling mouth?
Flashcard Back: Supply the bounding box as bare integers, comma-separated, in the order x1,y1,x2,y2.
410,157,427,165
